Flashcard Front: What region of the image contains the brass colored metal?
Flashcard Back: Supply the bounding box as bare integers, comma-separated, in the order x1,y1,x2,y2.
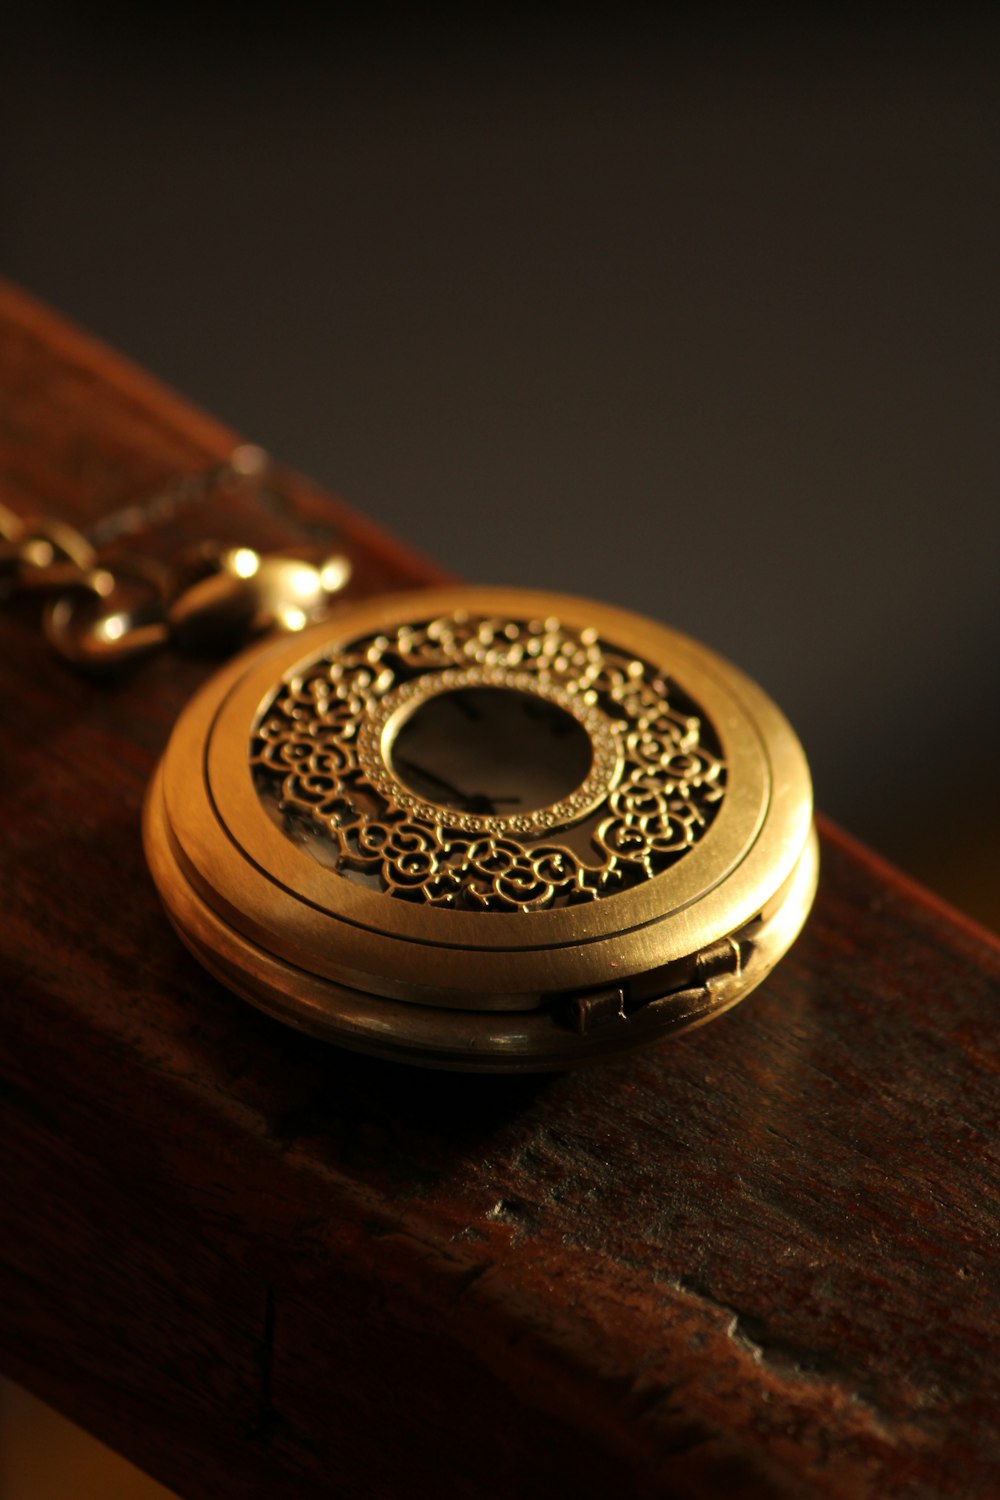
168,546,352,653
37,547,351,671
1,456,814,1069
144,587,817,1071
0,515,96,593
43,562,172,670
3,446,351,669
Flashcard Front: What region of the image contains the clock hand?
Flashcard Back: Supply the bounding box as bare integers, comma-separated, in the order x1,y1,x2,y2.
393,754,470,805
447,691,483,721
462,792,515,815
393,755,521,817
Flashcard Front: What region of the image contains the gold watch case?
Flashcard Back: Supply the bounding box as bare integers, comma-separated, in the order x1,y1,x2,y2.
144,587,817,1070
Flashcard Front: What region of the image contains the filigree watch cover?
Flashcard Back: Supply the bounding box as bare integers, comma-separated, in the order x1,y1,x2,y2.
145,587,817,1070
251,612,726,913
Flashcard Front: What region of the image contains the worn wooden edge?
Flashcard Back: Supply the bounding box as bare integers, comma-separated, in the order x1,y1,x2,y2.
816,814,1000,959
3,283,1000,1500
0,275,453,590
0,275,238,455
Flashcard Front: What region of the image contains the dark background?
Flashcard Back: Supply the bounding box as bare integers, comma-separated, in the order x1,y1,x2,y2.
2,5,998,927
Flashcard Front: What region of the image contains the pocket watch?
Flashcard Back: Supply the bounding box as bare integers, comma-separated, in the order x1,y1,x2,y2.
143,584,817,1071
4,452,816,1072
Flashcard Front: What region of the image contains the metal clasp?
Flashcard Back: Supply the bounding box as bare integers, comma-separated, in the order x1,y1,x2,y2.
4,446,351,670
42,546,351,671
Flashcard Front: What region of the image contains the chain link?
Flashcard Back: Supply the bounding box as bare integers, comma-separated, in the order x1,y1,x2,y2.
1,446,351,670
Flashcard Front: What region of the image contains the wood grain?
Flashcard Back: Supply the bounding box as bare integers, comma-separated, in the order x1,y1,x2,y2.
1,281,999,1500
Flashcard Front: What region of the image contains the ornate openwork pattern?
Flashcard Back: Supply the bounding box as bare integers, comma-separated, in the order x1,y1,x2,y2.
251,612,726,911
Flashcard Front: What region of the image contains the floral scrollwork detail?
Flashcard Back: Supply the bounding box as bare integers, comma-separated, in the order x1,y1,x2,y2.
251,613,727,912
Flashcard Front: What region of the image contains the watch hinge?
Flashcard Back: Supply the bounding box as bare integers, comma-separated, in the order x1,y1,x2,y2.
566,935,749,1036
567,986,628,1035
694,935,744,984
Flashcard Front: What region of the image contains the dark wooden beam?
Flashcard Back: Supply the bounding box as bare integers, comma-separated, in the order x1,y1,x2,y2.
1,281,998,1499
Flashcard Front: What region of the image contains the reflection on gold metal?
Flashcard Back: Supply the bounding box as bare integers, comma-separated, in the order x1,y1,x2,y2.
2,446,351,669
145,587,817,1071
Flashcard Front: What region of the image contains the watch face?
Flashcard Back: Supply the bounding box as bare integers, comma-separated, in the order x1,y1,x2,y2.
389,686,594,815
145,587,816,1070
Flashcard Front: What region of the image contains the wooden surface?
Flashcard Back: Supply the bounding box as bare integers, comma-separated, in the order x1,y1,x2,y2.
1,281,999,1500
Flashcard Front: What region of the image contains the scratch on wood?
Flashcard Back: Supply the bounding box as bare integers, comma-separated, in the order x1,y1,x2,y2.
456,1259,495,1297
672,1274,894,1433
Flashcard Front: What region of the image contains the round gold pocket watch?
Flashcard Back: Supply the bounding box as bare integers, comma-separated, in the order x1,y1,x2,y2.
144,585,817,1071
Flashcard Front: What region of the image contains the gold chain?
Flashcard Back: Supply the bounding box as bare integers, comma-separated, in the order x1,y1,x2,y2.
0,445,350,670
